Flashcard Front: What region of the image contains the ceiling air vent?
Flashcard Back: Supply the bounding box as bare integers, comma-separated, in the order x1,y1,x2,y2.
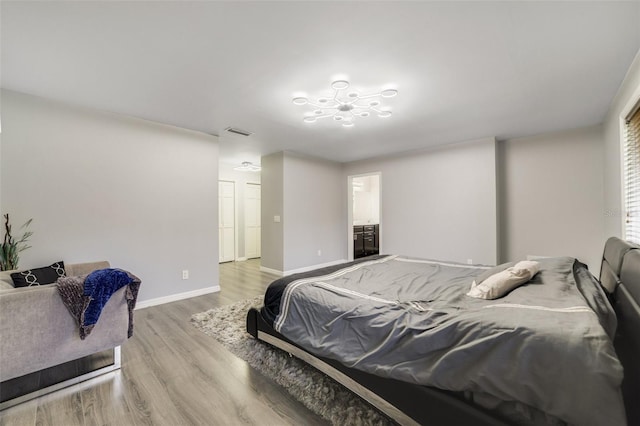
225,127,253,137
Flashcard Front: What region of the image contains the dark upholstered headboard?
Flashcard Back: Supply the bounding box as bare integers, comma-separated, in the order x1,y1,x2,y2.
601,237,634,292
600,237,640,425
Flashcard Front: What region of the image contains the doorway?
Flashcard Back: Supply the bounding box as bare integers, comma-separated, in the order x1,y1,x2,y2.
348,173,381,260
218,180,235,263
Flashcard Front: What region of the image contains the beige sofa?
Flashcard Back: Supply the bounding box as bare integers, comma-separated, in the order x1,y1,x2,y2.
0,261,129,406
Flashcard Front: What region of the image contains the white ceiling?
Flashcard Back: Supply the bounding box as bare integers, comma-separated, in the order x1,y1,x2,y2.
2,1,639,166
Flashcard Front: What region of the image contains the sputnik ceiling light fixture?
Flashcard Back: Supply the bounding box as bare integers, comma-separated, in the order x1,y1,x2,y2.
293,80,398,128
233,161,261,172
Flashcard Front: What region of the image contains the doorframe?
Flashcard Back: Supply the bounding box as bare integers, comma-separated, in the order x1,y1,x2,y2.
218,179,236,263
244,182,261,260
347,172,382,261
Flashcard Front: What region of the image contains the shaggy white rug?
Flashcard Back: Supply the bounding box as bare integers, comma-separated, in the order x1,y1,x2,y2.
191,297,393,426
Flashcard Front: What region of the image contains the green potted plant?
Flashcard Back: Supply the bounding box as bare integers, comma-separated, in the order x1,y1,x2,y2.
0,214,33,271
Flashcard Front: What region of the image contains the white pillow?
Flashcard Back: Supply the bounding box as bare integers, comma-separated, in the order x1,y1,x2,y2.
467,260,540,300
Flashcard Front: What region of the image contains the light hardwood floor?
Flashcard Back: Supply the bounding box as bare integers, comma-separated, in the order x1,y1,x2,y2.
0,259,327,426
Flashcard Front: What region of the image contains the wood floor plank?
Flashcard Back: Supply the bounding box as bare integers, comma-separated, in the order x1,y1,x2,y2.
121,358,194,426
33,386,84,426
0,399,36,426
78,371,135,426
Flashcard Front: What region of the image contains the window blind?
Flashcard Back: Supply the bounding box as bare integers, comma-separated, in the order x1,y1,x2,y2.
624,105,640,244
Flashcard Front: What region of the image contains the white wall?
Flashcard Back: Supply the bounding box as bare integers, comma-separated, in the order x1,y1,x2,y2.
345,138,498,266
0,90,219,303
283,152,346,272
498,126,604,272
218,162,261,260
260,151,346,274
603,49,640,240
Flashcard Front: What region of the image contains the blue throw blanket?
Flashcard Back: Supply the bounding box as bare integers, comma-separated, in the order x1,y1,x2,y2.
57,268,141,340
83,269,135,333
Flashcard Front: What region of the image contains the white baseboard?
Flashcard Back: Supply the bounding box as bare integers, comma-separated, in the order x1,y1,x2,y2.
236,257,248,262
135,285,221,310
260,259,348,277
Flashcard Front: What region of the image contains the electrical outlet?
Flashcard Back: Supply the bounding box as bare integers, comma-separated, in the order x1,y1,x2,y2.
467,259,473,265
317,249,322,256
182,270,189,280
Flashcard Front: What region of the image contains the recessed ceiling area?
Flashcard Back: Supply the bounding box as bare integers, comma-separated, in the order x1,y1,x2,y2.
2,1,639,166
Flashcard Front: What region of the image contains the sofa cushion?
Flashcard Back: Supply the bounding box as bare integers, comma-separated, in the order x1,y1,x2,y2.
11,261,66,287
0,270,18,289
67,261,110,277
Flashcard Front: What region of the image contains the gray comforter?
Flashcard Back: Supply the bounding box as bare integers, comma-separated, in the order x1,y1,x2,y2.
273,255,625,426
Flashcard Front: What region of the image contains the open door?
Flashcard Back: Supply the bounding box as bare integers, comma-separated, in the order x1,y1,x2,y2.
348,173,381,260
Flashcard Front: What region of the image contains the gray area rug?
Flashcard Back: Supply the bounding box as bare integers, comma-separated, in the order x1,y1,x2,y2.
191,297,393,426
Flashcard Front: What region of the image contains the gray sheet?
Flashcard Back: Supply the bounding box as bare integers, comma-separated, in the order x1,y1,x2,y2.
274,256,625,426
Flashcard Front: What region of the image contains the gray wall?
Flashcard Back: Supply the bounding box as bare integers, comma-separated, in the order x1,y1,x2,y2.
260,151,346,273
0,90,219,303
345,138,498,266
498,126,604,272
603,49,640,240
283,152,346,271
260,152,284,271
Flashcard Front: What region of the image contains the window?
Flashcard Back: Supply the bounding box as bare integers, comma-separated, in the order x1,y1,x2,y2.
624,104,640,244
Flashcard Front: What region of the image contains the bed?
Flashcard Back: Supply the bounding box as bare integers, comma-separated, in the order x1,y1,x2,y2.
247,238,639,425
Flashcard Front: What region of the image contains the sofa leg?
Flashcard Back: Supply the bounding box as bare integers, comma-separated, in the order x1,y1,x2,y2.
114,345,122,368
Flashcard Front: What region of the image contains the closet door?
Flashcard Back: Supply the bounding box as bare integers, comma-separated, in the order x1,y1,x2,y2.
245,183,261,259
219,181,235,263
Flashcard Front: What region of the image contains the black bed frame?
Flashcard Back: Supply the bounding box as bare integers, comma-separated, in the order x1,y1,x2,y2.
247,237,640,425
601,237,640,426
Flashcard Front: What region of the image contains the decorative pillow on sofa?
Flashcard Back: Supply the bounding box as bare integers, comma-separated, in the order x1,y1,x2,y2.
10,261,66,287
467,260,540,300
